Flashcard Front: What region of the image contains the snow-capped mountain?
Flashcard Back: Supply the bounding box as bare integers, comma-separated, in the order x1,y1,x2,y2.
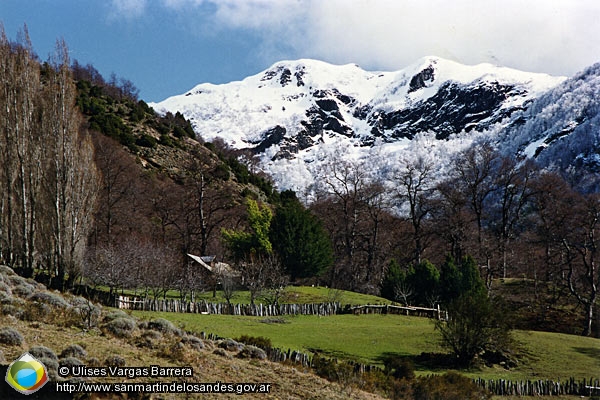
151,57,566,194
504,62,600,187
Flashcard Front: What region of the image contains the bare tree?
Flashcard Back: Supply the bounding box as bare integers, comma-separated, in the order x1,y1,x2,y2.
393,156,435,265
394,281,413,306
221,273,237,306
560,194,600,336
83,242,135,298
91,134,136,246
41,39,98,289
0,25,42,274
490,157,536,279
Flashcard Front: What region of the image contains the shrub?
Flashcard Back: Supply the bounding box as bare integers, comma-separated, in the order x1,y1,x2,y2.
39,357,60,381
238,345,267,360
135,134,157,148
2,303,24,318
436,292,512,368
236,335,272,350
28,291,69,309
0,265,16,276
104,355,126,367
218,339,244,353
0,281,12,296
12,283,34,298
29,345,58,361
147,318,181,336
102,309,131,323
102,317,137,338
160,134,174,147
0,291,12,304
60,344,87,360
136,330,162,349
0,327,24,346
412,372,491,400
70,297,102,330
180,335,205,352
383,355,415,380
213,348,232,359
313,355,355,386
59,357,84,368
22,301,52,321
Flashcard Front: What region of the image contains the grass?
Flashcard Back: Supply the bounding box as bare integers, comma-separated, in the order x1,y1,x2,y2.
104,285,393,306
131,309,600,382
0,315,383,400
133,312,438,364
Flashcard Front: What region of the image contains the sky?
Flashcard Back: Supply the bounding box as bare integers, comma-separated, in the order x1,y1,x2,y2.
1,0,599,102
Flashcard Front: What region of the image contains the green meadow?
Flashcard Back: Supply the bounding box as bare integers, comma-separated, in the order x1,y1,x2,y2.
131,310,600,381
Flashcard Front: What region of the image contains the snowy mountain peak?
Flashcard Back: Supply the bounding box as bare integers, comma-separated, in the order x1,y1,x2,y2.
151,58,566,194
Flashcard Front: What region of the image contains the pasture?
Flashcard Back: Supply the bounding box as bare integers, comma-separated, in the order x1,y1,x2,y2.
131,310,600,381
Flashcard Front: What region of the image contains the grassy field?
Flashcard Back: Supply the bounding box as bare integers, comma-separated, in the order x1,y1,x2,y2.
133,312,439,364
131,310,600,382
108,285,393,306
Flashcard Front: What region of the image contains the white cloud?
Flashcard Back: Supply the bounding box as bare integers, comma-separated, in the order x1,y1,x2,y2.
109,0,148,19
190,0,600,76
110,0,600,76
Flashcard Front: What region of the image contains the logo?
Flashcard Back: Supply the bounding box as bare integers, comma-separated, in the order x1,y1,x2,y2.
5,353,49,395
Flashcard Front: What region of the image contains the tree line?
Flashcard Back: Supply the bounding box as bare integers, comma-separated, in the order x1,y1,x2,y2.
0,26,97,289
307,144,599,336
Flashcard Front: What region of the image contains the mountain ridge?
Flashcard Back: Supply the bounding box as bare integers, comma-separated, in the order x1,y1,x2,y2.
151,57,567,195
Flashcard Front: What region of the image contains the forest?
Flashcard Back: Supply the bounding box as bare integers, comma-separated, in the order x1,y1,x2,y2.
0,26,597,340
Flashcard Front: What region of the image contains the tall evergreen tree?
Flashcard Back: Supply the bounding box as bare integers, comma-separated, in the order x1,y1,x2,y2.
270,190,333,280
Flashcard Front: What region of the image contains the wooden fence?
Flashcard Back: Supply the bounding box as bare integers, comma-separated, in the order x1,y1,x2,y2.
116,296,342,316
349,304,447,320
115,296,445,319
474,377,600,397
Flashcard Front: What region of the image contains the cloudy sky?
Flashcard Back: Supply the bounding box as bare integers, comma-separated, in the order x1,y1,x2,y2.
2,0,599,101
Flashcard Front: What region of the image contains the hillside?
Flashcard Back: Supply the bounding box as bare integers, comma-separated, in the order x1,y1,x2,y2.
0,265,383,400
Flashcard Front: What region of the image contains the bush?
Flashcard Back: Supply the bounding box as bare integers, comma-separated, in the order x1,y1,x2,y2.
12,283,34,298
0,291,12,304
412,372,491,400
59,357,84,368
2,303,24,318
213,348,232,359
102,317,137,338
69,297,102,329
60,344,87,360
218,338,244,353
160,134,174,147
29,345,58,361
104,355,126,367
313,355,355,385
0,327,24,346
39,357,60,381
147,318,181,336
135,134,157,148
102,309,131,323
236,335,272,350
180,335,205,352
436,292,512,368
238,345,267,360
0,281,12,296
383,355,415,380
0,265,16,276
28,291,70,309
22,302,52,321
